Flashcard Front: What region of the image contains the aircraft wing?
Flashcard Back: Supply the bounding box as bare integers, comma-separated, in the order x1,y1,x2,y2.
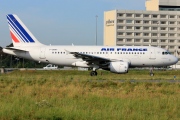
66,51,120,67
72,52,110,62
65,49,124,66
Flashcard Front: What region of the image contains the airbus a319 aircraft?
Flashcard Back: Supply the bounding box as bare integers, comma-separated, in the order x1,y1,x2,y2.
3,14,178,76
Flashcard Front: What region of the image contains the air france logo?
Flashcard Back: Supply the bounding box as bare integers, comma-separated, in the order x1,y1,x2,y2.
106,19,114,26
101,48,148,51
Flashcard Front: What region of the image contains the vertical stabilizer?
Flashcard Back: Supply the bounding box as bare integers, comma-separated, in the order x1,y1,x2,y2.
6,14,44,47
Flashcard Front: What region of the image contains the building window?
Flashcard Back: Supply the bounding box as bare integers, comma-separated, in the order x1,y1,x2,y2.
152,39,157,42
144,33,149,36
152,21,158,24
126,26,133,30
169,27,175,31
135,20,141,24
169,34,175,37
135,26,141,30
118,32,124,36
144,27,149,30
161,46,166,49
126,20,133,23
118,26,124,29
161,39,166,42
144,39,149,42
152,33,157,36
161,27,166,30
169,21,176,25
118,20,124,23
135,33,141,36
160,15,166,18
135,14,141,17
127,33,132,36
152,15,158,18
169,46,174,49
152,27,158,30
126,14,133,17
126,39,132,42
118,39,124,42
161,34,166,37
169,9,175,11
169,40,174,43
135,39,141,42
144,21,149,24
169,15,175,18
161,21,166,24
144,14,149,18
118,13,124,17
160,8,167,11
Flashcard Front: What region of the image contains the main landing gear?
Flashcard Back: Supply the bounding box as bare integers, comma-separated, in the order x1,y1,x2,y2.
90,66,99,76
90,71,97,76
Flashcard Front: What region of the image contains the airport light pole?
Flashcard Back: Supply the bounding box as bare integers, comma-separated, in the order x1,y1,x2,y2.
95,15,98,46
15,58,19,68
0,54,2,68
10,55,12,68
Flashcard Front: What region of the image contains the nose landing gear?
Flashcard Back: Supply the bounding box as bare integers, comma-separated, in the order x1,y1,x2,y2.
150,67,154,76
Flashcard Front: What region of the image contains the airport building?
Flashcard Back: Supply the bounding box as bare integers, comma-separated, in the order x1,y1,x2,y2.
104,0,180,65
146,0,180,11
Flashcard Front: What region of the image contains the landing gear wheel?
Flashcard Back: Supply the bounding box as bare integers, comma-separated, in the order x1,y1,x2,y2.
150,73,154,76
149,67,154,76
90,71,97,76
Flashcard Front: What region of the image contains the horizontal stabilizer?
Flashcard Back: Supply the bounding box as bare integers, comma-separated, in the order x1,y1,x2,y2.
4,47,28,52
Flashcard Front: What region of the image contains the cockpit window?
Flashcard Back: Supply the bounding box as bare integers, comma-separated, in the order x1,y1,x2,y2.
162,51,171,55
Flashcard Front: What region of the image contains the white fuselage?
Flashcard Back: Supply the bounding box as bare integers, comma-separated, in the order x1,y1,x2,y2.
3,46,178,68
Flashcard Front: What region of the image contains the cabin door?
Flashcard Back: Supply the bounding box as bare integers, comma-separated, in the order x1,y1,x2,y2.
39,48,46,59
149,48,156,59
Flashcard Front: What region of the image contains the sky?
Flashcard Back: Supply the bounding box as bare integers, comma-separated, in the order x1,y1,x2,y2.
0,0,146,47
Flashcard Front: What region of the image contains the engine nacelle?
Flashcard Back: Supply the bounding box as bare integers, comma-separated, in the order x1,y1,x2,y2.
109,61,129,73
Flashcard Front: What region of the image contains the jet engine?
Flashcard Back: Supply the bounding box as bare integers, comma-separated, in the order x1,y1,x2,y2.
109,61,129,73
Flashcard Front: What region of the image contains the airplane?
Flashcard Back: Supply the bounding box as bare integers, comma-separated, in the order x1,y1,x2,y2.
3,14,178,76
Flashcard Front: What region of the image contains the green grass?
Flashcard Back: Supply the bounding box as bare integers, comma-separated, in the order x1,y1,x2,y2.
0,70,180,119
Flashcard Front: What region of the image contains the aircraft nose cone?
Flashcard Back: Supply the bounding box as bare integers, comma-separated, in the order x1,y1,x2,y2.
173,56,178,64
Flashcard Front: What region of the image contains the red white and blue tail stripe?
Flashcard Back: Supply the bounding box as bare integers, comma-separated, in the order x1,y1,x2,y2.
7,14,43,46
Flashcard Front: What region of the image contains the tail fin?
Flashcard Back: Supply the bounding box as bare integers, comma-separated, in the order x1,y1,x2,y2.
6,14,44,47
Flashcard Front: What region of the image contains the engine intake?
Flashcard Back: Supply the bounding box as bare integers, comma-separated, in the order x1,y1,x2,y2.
109,61,129,73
